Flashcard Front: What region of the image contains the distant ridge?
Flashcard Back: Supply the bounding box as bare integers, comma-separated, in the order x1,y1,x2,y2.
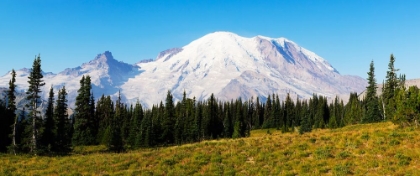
0,32,367,108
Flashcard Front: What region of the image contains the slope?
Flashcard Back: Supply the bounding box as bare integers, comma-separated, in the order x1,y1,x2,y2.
1,122,418,175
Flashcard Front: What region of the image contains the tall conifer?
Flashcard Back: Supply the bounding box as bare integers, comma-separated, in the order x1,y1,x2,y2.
25,55,45,155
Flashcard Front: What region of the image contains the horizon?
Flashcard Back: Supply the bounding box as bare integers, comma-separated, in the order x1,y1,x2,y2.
1,1,420,81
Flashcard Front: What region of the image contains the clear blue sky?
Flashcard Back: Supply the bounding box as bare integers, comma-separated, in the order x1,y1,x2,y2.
1,0,419,81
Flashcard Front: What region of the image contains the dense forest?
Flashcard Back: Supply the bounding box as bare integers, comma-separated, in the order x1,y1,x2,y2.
0,54,419,155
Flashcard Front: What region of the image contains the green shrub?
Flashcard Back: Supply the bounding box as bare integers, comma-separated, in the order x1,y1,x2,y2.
315,147,333,159
337,151,351,159
395,153,411,166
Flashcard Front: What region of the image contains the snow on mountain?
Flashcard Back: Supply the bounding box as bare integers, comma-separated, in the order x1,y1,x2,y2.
121,31,366,107
0,51,140,107
0,32,367,109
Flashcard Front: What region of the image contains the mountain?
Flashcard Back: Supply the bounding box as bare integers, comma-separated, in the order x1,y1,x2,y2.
0,51,140,107
0,32,367,108
121,32,367,107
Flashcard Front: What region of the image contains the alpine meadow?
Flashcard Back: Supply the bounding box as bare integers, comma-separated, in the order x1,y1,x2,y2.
1,1,420,175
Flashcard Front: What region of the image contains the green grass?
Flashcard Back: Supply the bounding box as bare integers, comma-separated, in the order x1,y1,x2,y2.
2,122,420,175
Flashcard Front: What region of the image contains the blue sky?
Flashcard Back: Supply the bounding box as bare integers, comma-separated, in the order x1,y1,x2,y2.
1,0,419,81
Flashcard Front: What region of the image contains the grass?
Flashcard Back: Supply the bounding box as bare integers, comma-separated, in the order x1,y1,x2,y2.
2,122,420,175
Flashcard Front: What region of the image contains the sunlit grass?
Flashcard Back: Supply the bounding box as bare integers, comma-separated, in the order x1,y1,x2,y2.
1,122,420,175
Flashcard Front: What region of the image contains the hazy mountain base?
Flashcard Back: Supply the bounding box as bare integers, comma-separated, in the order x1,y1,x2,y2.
1,122,419,175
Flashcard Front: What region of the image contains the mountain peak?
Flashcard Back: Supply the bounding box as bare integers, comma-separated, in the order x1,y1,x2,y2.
94,51,115,62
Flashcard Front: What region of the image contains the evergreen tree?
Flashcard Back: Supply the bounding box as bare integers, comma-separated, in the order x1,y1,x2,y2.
96,95,114,144
223,102,233,138
393,86,419,126
162,90,175,144
107,93,124,152
328,98,339,129
72,75,96,145
128,101,143,148
25,55,45,155
7,69,17,112
262,95,272,128
232,99,242,139
363,61,381,123
41,86,55,152
299,101,312,134
284,93,295,132
382,54,399,120
194,102,203,141
343,93,363,125
1,69,16,152
55,86,71,154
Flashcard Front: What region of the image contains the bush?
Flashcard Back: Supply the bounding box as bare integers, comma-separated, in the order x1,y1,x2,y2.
314,147,333,159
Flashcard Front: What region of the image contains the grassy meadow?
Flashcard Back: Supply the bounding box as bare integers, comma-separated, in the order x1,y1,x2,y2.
1,122,420,175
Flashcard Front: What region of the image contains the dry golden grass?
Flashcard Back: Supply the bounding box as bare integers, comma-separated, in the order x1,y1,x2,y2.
1,122,420,175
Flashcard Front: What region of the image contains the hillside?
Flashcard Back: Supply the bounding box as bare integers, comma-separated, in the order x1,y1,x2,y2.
1,122,419,175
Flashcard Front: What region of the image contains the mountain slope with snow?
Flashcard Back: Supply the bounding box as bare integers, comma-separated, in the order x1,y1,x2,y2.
0,32,367,108
121,32,367,106
0,51,139,107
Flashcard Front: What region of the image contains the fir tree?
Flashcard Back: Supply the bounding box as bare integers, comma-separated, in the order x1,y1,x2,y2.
1,69,16,152
41,86,55,152
162,90,175,144
128,101,143,148
347,93,364,125
25,55,45,155
299,101,312,134
107,92,124,152
73,75,96,145
382,54,399,120
363,60,381,123
262,95,272,128
223,102,233,138
96,95,114,144
55,86,71,154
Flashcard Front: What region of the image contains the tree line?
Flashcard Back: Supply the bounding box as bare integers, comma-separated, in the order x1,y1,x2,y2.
0,54,419,155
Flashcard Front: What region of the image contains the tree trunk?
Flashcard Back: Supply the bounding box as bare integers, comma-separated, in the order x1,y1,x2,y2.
382,100,386,121
12,115,17,155
31,100,38,155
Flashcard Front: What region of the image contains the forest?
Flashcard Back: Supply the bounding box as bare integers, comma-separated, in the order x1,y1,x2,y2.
0,54,419,155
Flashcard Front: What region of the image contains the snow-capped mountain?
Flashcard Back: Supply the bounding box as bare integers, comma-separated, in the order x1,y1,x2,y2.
0,32,367,108
0,51,140,107
123,32,367,107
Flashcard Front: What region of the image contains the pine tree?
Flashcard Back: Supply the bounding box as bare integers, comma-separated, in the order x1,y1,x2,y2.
207,94,221,139
194,101,203,141
328,98,338,129
162,90,175,144
223,102,233,138
41,86,55,152
299,101,312,134
1,69,16,152
107,92,124,152
7,69,17,112
284,93,295,132
344,93,363,125
72,75,96,145
128,101,143,148
25,55,45,155
96,95,114,144
363,61,381,123
232,98,244,138
262,95,272,128
382,54,399,120
55,86,71,154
